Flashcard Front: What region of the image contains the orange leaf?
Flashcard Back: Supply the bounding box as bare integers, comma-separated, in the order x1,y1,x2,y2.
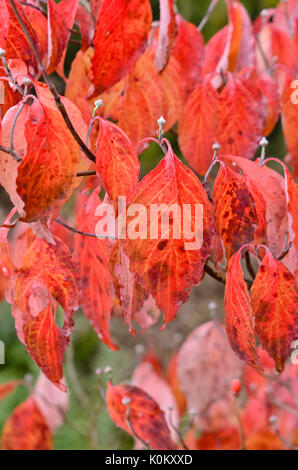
123,141,214,324
47,0,79,75
154,0,177,72
95,118,140,209
178,76,218,175
1,0,39,76
91,0,152,95
213,164,266,261
1,397,53,450
106,381,176,450
225,247,260,368
172,15,204,95
16,82,90,222
251,248,298,373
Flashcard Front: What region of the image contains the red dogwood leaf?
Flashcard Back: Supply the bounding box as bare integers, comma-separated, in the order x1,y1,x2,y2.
251,248,298,373
16,82,90,222
225,247,260,368
123,141,214,324
177,321,243,422
11,233,80,389
106,381,176,450
95,118,140,209
91,0,152,95
0,0,39,76
213,164,266,261
178,76,218,175
1,397,53,450
74,188,118,350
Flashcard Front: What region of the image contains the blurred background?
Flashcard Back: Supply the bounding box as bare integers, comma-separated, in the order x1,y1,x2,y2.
0,0,285,450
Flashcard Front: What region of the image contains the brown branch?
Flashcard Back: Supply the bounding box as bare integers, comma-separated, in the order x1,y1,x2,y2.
8,0,96,164
55,218,116,240
204,264,226,286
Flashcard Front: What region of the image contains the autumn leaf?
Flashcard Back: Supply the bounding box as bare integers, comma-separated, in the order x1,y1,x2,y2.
74,188,118,350
123,141,214,324
1,397,53,450
11,233,80,389
219,0,255,73
47,0,79,76
178,76,219,175
278,67,298,178
172,15,204,95
16,82,90,222
213,164,266,261
106,381,176,450
225,247,260,368
91,0,152,95
220,155,287,259
0,0,39,76
95,118,140,210
251,248,298,373
154,0,177,72
177,321,243,423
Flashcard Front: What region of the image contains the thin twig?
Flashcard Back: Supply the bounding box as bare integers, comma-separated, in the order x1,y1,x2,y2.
8,0,96,164
204,264,226,286
55,218,116,240
198,0,218,31
278,241,292,261
245,251,256,280
0,144,22,163
168,406,189,451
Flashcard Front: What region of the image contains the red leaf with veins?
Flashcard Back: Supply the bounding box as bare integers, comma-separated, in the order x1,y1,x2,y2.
225,248,260,369
251,248,298,373
16,82,90,222
1,397,53,450
74,188,118,350
106,381,176,450
123,141,214,324
95,118,140,210
91,0,152,95
10,233,80,389
213,164,266,261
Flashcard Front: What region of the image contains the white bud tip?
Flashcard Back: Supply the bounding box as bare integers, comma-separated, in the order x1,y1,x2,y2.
0,48,6,56
122,397,131,406
94,99,103,109
213,142,221,151
104,365,112,374
260,9,268,17
22,77,32,86
158,116,166,127
95,368,102,375
269,415,278,424
260,136,269,147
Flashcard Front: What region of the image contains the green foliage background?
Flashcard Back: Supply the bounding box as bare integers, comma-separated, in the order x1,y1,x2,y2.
0,0,284,450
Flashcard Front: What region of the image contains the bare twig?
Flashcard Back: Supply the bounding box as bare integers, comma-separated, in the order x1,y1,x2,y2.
168,406,189,451
245,251,256,280
123,399,151,450
55,218,116,240
198,0,218,31
8,0,96,164
204,264,226,286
